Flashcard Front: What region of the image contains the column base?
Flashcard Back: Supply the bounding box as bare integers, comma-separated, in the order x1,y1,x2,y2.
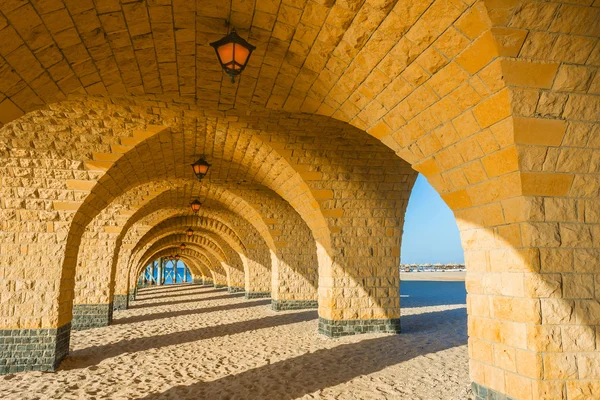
192,278,203,284
203,279,213,286
128,289,136,302
0,323,70,374
472,382,515,400
228,286,245,293
245,292,270,299
318,317,400,338
272,299,318,311
214,284,227,289
113,294,128,311
72,303,113,331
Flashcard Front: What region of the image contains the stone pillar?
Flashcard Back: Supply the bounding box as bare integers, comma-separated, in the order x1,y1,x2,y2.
192,277,203,285
157,258,163,286
113,294,128,311
150,262,155,285
310,197,406,337
211,269,227,288
224,263,245,293
271,256,318,311
72,303,114,331
250,199,318,310
242,252,271,299
182,266,188,283
317,211,403,338
0,324,71,374
173,261,178,284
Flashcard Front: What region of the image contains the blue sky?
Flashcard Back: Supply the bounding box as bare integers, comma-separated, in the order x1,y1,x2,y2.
401,174,464,264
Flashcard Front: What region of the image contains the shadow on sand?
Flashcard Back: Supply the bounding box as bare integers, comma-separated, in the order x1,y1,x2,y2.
128,292,242,310
137,283,198,295
61,310,319,371
113,299,271,325
134,287,225,302
137,308,467,399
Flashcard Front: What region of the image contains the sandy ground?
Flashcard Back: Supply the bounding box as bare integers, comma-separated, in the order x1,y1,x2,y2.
0,284,471,400
401,271,466,281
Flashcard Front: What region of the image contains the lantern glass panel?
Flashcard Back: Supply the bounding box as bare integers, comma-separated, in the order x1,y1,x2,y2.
192,163,209,175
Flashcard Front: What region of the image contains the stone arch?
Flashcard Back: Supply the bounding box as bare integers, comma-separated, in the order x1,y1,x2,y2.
132,228,247,292
137,248,210,284
115,205,273,305
135,216,246,258
110,188,275,307
131,216,249,290
136,245,226,288
136,233,236,287
0,4,596,399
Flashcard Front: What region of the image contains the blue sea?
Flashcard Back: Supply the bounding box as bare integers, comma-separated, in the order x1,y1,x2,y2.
400,280,466,308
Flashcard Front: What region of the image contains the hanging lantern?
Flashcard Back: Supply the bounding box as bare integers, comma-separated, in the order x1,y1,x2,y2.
190,199,202,214
186,227,194,237
169,255,174,261
175,254,180,261
191,157,211,181
210,29,256,83
180,243,186,251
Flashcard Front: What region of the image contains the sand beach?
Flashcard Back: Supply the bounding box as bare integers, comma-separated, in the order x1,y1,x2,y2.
0,282,470,399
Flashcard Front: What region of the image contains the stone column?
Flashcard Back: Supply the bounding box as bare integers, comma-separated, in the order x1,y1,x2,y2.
316,193,407,338
150,261,155,285
242,251,271,299
72,238,117,330
157,258,163,286
113,294,128,311
249,196,317,309
172,261,177,284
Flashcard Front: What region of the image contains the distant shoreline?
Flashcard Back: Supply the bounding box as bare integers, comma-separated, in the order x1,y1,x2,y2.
400,271,466,281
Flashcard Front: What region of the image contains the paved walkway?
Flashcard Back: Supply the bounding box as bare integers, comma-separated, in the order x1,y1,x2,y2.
0,284,471,399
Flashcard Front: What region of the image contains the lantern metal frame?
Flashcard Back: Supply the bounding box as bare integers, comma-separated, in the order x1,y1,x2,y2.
190,157,211,181
210,29,256,83
180,243,186,251
190,199,202,214
186,227,194,237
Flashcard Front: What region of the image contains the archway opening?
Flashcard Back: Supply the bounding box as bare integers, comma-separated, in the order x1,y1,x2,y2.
138,258,193,286
399,173,470,397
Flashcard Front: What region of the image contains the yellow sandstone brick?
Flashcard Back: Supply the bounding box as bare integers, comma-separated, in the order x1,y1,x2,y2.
299,171,323,181
322,209,344,218
92,152,122,162
456,31,498,74
0,98,24,124
52,201,81,211
472,89,511,128
521,172,574,196
84,160,114,171
501,59,560,89
513,117,566,146
66,180,96,191
366,120,392,139
480,146,518,178
441,188,472,209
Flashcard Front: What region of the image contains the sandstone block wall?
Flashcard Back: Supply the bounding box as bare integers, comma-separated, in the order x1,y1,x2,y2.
0,2,596,398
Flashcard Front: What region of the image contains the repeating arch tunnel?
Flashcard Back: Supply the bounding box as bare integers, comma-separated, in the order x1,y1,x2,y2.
0,1,598,399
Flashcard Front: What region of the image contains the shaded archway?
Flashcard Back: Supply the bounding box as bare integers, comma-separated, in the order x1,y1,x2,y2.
0,3,596,400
